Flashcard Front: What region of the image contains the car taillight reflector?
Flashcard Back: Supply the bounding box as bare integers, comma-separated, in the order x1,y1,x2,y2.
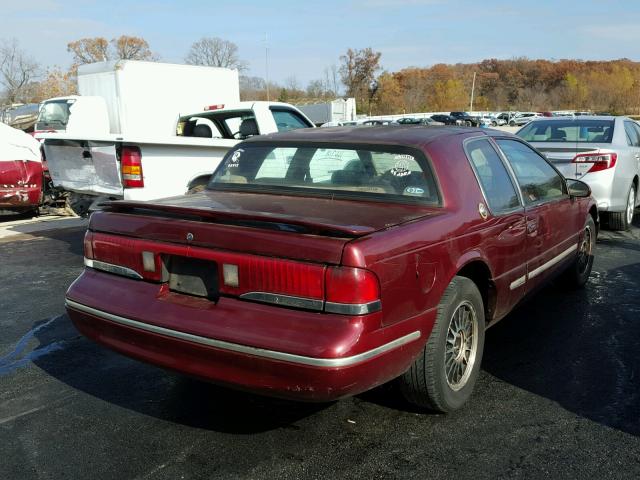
121,146,144,188
85,232,163,281
572,152,617,173
204,104,225,111
221,256,325,300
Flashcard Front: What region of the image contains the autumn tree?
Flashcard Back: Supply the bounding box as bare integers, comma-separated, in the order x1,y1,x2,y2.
0,39,40,104
372,72,403,114
113,36,155,61
67,37,110,64
185,37,246,70
33,67,77,100
67,36,156,66
339,47,381,111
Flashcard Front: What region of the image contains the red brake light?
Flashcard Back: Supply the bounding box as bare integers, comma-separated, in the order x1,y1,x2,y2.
572,152,617,173
121,146,143,188
204,104,224,111
325,267,380,305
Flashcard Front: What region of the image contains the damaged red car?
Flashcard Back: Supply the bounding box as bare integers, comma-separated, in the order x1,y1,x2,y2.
0,122,43,213
66,126,597,412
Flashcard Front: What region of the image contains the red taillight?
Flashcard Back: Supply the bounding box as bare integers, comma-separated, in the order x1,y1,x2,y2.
219,256,325,300
121,146,143,188
83,232,380,315
572,152,617,173
204,104,225,111
325,267,380,305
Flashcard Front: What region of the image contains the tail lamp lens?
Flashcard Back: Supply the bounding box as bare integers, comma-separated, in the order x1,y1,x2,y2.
121,146,144,188
572,152,617,173
325,266,380,305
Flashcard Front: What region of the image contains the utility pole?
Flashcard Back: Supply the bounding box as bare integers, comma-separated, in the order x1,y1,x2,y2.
469,71,476,112
264,33,270,102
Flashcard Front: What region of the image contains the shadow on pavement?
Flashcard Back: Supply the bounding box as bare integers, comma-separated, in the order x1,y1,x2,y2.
28,314,329,434
483,262,640,437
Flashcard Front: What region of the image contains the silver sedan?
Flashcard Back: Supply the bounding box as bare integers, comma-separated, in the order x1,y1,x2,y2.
517,116,640,230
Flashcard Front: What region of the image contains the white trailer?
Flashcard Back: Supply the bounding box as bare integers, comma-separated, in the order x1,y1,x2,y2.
295,98,357,126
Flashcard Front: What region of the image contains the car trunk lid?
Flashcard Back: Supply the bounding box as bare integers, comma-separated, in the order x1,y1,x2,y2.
534,141,615,179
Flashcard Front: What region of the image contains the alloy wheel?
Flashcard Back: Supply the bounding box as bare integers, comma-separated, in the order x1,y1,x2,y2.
626,186,635,226
444,301,479,391
577,224,593,275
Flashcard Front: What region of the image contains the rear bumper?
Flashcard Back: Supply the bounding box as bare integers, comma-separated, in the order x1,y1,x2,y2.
0,185,41,209
66,270,432,401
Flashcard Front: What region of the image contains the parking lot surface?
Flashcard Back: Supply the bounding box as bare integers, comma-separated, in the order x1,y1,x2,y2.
1,222,639,479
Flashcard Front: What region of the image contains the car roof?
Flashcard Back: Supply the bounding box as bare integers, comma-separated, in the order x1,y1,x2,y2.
530,115,622,121
242,125,515,148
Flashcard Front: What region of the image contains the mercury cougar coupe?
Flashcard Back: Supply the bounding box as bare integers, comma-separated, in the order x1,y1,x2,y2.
66,126,597,412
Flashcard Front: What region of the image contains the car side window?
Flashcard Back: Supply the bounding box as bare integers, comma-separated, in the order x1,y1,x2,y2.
624,121,640,147
271,109,310,132
496,139,567,205
466,139,521,213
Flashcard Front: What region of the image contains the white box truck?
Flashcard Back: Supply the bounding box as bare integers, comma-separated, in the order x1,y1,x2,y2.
35,60,240,137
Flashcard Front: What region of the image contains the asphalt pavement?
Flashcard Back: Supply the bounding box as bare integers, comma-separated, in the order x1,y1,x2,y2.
1,219,639,479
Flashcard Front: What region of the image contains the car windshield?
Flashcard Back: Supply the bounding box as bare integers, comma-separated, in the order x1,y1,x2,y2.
36,100,73,130
209,144,440,205
517,119,615,143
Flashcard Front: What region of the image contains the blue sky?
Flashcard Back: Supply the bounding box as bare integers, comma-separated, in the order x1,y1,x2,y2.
2,0,640,86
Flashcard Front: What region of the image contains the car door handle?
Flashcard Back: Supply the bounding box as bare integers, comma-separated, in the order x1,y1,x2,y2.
526,220,538,234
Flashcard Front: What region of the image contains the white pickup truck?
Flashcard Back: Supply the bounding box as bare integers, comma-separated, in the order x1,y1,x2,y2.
42,101,314,214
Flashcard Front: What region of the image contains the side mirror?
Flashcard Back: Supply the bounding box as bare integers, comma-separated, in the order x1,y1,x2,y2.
566,178,591,198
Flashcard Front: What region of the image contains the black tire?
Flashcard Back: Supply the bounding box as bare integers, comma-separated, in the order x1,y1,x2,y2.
509,120,516,126
491,121,497,126
400,276,485,412
559,216,595,288
607,183,635,231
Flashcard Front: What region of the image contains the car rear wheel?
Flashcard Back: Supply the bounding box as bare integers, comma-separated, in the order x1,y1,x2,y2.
400,276,485,412
509,120,516,126
608,183,635,231
559,216,595,288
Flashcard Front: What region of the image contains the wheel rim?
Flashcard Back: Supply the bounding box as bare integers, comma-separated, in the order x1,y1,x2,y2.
626,186,635,225
577,224,593,275
444,301,479,391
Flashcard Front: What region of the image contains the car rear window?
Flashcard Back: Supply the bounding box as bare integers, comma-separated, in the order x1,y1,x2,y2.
209,144,440,205
517,119,614,143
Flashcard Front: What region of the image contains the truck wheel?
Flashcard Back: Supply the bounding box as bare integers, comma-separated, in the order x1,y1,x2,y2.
559,216,595,288
509,120,516,126
607,183,635,231
400,276,485,412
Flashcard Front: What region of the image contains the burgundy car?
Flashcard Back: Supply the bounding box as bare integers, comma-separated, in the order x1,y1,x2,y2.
65,126,597,412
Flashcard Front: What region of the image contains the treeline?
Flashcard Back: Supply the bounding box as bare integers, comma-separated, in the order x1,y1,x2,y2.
3,35,640,116
369,57,640,115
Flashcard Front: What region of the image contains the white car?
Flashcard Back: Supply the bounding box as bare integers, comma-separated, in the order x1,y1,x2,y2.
509,112,543,126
